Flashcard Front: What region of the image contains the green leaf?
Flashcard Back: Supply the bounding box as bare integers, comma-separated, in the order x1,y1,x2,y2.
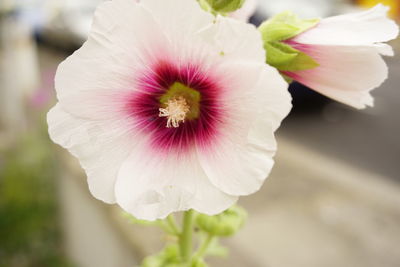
259,11,320,42
265,41,319,71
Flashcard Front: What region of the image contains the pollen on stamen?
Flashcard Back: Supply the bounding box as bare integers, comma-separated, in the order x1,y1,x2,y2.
159,96,190,128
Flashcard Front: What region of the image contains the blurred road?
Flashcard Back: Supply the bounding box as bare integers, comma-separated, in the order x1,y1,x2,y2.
281,45,400,182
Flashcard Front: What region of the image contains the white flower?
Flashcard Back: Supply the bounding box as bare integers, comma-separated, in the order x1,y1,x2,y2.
282,5,399,109
47,0,291,220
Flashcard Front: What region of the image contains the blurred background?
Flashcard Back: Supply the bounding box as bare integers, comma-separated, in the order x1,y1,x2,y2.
0,0,399,266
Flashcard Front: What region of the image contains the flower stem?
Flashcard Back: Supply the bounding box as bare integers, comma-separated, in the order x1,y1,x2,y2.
166,214,180,235
179,209,195,263
194,234,214,259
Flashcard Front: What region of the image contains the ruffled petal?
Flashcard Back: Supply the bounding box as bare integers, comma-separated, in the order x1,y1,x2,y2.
293,4,399,46
198,65,291,196
55,0,168,120
197,15,265,63
47,104,137,203
255,66,293,131
115,147,237,220
141,0,214,40
283,45,388,109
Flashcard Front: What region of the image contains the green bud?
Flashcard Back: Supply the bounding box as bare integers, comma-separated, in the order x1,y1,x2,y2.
259,11,320,72
195,206,247,237
200,0,245,14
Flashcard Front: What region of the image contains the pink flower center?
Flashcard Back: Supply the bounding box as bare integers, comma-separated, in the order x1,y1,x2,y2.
127,60,226,155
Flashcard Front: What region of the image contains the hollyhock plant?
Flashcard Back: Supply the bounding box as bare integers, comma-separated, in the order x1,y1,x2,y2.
260,5,399,109
47,0,291,221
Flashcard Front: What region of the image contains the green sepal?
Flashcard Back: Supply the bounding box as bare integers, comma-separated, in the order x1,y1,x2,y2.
195,206,247,237
258,11,320,72
282,74,294,84
259,11,320,42
197,0,213,13
265,41,319,71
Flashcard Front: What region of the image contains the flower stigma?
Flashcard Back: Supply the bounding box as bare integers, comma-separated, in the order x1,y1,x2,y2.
159,96,190,128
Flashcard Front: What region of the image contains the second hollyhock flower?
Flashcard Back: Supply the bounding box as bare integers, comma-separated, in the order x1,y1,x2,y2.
261,5,399,109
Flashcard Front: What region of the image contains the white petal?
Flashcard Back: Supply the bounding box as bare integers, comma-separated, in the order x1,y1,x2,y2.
115,148,237,220
89,0,164,54
141,0,214,40
55,0,167,119
197,15,265,63
47,104,137,203
285,45,388,109
294,4,399,46
374,43,394,56
198,66,291,196
255,66,293,131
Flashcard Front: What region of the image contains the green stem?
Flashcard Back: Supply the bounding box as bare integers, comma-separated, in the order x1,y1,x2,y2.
179,210,195,263
194,234,214,259
166,214,180,235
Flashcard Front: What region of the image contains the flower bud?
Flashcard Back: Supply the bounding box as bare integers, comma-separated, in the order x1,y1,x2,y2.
195,205,247,237
202,0,246,14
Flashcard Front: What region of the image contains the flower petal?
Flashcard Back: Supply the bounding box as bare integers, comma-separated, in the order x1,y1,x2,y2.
47,104,137,203
198,15,265,63
55,0,168,120
374,43,394,56
141,0,214,39
198,65,291,196
283,45,388,109
293,4,399,46
115,147,237,220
